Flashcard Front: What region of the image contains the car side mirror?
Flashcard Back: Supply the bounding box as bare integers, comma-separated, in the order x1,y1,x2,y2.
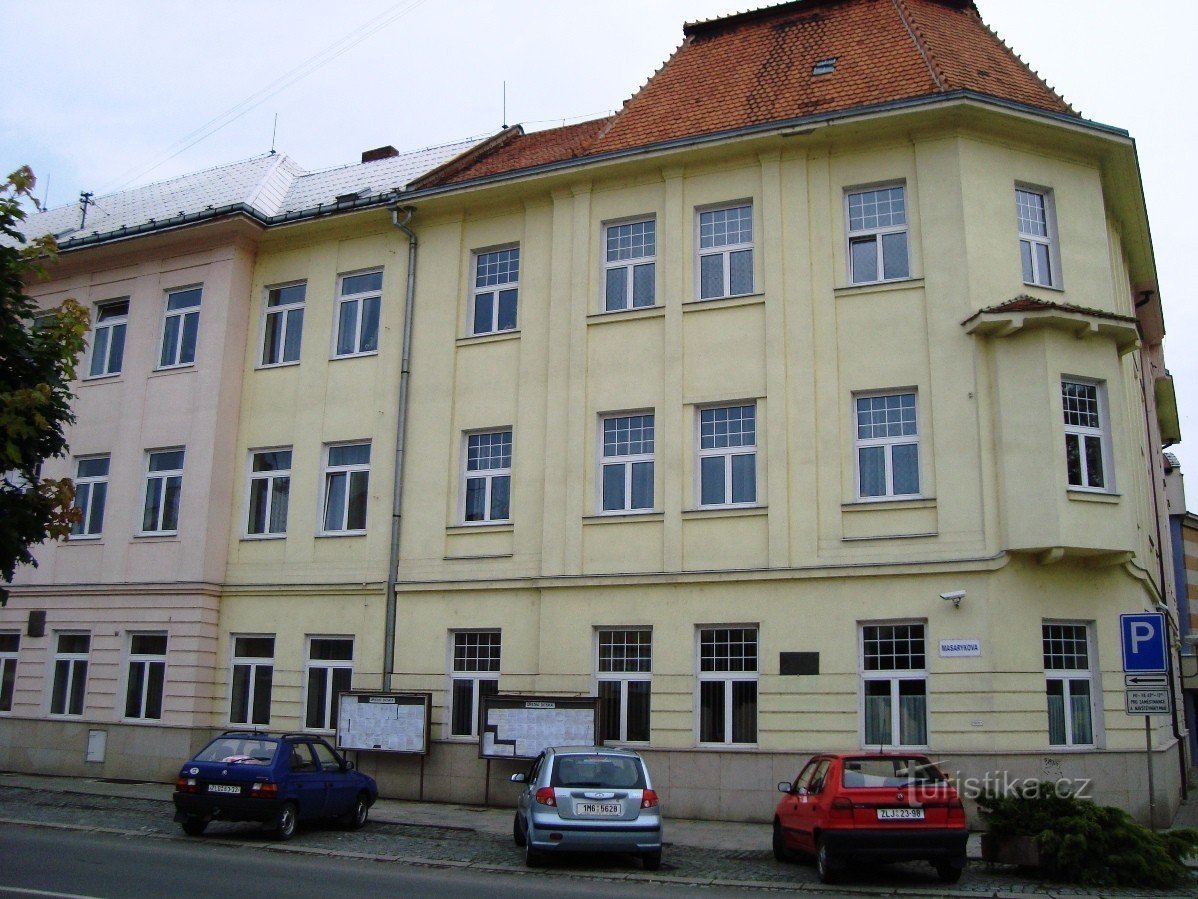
777,781,793,794
511,773,527,783
345,761,355,771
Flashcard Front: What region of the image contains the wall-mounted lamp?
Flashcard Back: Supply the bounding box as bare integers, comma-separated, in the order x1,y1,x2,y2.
940,590,965,609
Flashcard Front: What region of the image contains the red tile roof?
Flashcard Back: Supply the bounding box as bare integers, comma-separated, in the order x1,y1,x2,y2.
416,0,1076,189
964,296,1137,326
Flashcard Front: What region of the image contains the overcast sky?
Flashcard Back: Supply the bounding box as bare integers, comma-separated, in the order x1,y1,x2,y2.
3,1,1195,484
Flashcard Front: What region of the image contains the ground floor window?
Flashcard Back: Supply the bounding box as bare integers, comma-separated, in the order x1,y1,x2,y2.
125,633,167,720
697,626,758,744
230,635,274,726
1043,621,1095,746
50,633,90,716
861,622,927,747
0,632,19,712
596,628,651,743
305,637,353,731
450,631,500,738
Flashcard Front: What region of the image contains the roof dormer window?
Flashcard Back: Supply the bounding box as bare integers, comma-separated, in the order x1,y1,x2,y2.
812,57,837,76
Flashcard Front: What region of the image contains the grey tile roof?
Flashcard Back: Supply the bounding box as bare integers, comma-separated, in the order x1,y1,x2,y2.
12,138,482,249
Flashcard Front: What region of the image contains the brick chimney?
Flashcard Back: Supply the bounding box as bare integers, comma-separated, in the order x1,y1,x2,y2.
361,145,399,163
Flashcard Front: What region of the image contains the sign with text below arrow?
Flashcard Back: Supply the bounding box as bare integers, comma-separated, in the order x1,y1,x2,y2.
1125,688,1171,716
1125,674,1168,688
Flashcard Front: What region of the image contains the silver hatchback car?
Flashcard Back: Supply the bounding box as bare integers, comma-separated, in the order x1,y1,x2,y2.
511,746,663,869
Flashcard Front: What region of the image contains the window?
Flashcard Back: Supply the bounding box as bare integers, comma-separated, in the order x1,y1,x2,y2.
1062,379,1111,491
603,219,656,311
322,442,370,534
697,204,753,299
597,629,651,743
158,286,202,368
697,626,758,745
450,631,500,738
463,430,512,523
698,404,756,507
600,413,654,512
854,392,919,499
247,449,291,537
0,632,18,713
1017,187,1058,288
141,449,184,534
49,632,90,716
471,247,519,336
1043,622,1095,746
334,271,382,357
847,185,909,284
261,283,305,366
87,300,128,377
230,635,274,726
861,623,927,747
70,455,110,538
304,637,353,731
124,633,167,720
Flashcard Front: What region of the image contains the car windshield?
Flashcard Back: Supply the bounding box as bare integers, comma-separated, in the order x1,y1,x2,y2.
194,737,278,765
840,756,947,788
551,755,646,789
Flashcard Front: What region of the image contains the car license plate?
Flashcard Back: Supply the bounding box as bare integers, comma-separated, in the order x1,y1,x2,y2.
574,801,621,817
877,807,924,820
207,784,240,794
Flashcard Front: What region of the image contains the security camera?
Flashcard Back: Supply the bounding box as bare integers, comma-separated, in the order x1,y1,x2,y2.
1156,601,1170,613
940,590,965,608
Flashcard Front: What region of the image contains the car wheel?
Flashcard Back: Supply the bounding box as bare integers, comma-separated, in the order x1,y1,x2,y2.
936,861,964,884
513,813,526,847
273,802,298,841
181,817,207,837
815,836,840,884
772,819,792,862
523,828,543,867
340,792,370,830
642,850,662,871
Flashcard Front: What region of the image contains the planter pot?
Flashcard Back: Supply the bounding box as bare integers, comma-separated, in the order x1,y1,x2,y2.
981,833,1041,868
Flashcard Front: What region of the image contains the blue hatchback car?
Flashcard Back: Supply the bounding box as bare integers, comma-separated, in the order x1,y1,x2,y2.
172,731,377,840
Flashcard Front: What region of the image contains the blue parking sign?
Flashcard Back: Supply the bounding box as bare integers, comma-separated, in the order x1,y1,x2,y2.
1120,613,1167,673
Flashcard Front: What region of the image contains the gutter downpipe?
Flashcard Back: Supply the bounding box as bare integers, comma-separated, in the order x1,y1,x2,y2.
383,205,417,691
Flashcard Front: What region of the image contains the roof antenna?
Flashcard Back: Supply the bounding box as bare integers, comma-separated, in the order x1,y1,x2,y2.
502,81,507,129
79,191,94,228
37,173,50,212
270,113,278,155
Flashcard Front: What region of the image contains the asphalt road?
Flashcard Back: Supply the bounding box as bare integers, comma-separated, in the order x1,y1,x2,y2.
0,825,707,899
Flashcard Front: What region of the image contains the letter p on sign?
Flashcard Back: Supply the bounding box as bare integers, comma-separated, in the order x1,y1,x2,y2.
1120,612,1167,673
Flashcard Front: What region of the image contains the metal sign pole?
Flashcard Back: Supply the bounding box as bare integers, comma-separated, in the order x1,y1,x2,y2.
1146,715,1156,830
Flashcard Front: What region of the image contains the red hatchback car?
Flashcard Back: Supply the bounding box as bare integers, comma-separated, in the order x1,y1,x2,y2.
773,753,968,884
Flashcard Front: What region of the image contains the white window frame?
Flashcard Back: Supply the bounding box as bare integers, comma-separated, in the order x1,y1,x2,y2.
470,246,520,336
1016,185,1060,288
602,217,657,312
259,282,306,367
320,441,371,535
49,632,90,717
157,285,202,369
70,454,110,539
0,631,19,714
1061,378,1113,493
599,412,655,514
461,429,512,524
859,621,928,749
245,447,292,538
1042,621,1097,748
695,202,754,300
696,625,758,746
595,628,652,744
333,270,382,359
853,390,920,501
123,632,167,721
846,183,910,285
303,636,354,732
696,403,757,508
140,448,185,535
448,630,500,739
229,635,274,726
86,299,128,379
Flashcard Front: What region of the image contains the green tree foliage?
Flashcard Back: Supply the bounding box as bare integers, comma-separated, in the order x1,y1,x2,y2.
0,166,88,605
978,781,1198,888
